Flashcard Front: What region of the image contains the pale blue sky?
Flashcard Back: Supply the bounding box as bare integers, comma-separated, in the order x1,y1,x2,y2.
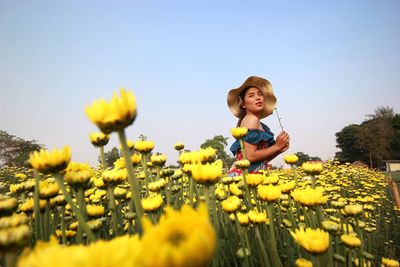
1,0,399,167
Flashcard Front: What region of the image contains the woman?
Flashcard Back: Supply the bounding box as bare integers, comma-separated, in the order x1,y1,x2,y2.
227,76,290,175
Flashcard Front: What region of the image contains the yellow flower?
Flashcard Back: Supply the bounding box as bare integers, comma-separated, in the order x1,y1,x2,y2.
10,183,25,194
279,181,296,193
248,210,267,224
114,154,141,169
18,235,141,267
284,154,299,165
322,220,340,234
246,173,264,187
221,196,241,213
64,162,93,186
0,198,18,216
295,258,313,267
263,173,280,185
231,127,248,139
0,224,31,251
20,198,46,213
148,179,167,192
138,203,216,267
302,161,323,175
15,173,27,180
101,168,127,186
86,205,105,218
229,183,243,197
236,212,249,225
290,227,329,254
89,132,110,147
343,204,363,216
340,233,361,248
191,160,222,185
174,143,185,151
142,194,164,212
291,187,328,206
235,159,251,169
382,257,400,267
257,184,281,202
134,140,154,154
39,180,59,199
85,88,137,134
29,146,71,174
150,153,167,166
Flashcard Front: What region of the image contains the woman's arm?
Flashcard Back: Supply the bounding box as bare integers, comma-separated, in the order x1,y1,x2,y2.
244,131,290,162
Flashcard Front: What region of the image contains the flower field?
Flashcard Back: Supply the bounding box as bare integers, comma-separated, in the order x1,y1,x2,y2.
0,89,399,267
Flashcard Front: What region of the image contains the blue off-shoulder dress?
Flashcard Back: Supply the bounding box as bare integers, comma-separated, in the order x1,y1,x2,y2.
228,122,276,175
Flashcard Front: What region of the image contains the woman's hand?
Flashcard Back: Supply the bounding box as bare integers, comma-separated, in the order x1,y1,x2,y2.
276,131,290,151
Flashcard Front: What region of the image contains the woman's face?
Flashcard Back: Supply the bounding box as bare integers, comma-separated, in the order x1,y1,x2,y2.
242,87,264,116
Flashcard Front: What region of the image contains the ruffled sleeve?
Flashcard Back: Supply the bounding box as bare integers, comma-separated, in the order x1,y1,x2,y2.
229,123,276,155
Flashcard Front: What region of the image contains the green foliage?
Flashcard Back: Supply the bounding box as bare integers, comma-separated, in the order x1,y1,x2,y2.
99,146,120,168
335,107,399,168
0,130,43,167
294,152,321,166
200,135,235,168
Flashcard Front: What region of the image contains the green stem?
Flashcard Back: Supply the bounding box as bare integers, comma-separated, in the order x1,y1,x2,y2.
54,173,95,242
140,155,150,195
44,199,51,241
107,186,121,236
99,146,107,169
33,170,42,241
255,225,271,267
204,185,219,267
60,206,67,244
234,213,251,267
118,130,144,236
266,204,284,267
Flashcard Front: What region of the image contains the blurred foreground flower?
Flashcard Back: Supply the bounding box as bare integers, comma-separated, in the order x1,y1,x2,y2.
85,88,137,134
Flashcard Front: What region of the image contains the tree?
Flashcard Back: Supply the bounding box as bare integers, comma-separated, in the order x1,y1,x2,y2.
294,152,321,166
356,118,393,167
98,147,120,168
366,106,395,120
200,135,235,168
389,114,400,159
335,124,368,163
0,130,43,167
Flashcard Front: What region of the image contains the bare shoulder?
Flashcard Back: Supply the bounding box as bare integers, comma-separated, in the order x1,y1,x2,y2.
240,115,259,129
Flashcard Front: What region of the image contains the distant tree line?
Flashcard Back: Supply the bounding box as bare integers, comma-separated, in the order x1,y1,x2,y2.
335,106,400,168
0,130,43,167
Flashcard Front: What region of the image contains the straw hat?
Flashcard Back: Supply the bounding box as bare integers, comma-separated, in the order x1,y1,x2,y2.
227,76,277,119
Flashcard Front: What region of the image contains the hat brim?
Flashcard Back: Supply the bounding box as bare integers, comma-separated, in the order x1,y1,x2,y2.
227,76,277,119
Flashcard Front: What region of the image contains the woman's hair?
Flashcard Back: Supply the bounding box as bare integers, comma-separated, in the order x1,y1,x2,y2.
236,86,253,127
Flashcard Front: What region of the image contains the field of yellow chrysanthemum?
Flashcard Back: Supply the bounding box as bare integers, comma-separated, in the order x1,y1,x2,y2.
0,88,399,267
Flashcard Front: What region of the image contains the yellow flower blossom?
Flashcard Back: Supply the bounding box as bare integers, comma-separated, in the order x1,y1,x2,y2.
174,143,185,151
246,173,264,187
89,132,110,147
150,153,167,166
39,181,59,199
86,205,105,218
29,146,71,174
302,161,323,175
102,168,127,185
64,162,93,186
134,140,154,154
231,127,248,139
85,88,137,134
343,204,363,216
235,159,251,169
290,227,329,254
221,196,241,213
284,154,299,165
263,173,280,185
142,194,164,212
295,258,313,267
257,184,281,202
191,160,222,185
291,187,328,206
340,233,361,248
138,203,216,267
248,210,267,224
382,257,400,267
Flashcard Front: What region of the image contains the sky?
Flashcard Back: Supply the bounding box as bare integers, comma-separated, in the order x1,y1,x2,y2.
1,0,399,167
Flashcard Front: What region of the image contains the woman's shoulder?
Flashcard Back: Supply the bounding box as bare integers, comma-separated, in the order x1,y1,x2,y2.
240,115,260,130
